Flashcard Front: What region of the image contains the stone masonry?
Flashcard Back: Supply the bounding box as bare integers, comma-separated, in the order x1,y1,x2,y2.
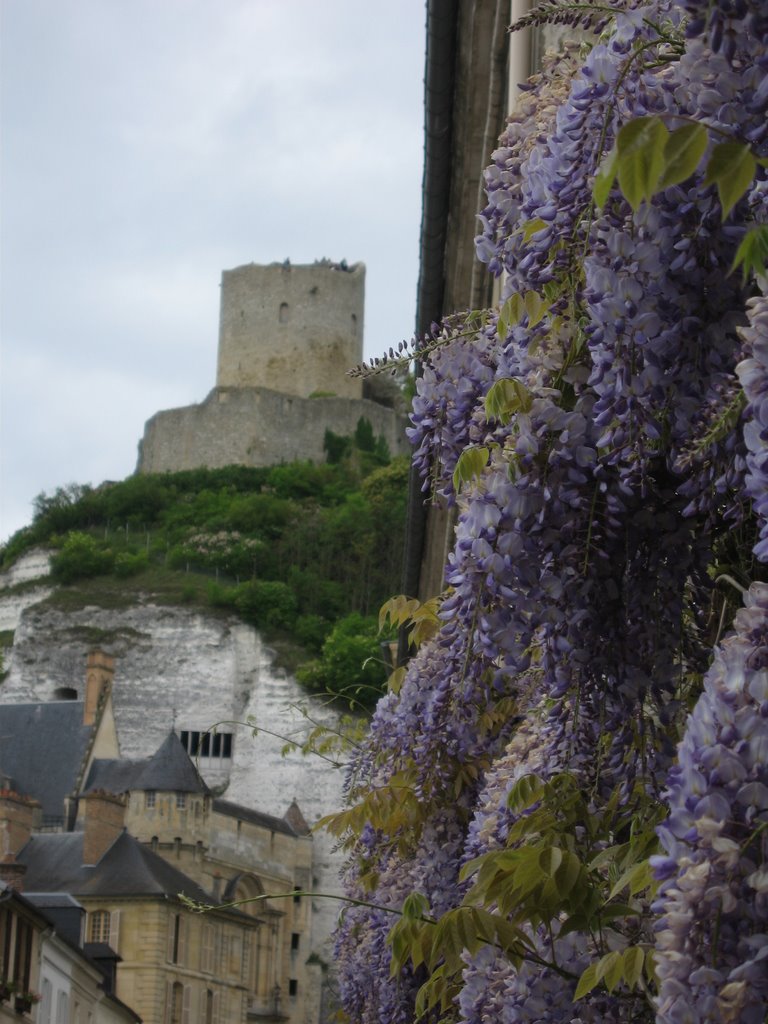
217,261,364,400
136,260,408,474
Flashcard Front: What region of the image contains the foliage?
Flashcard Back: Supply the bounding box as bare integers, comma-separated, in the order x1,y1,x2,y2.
296,613,391,706
330,3,768,1023
233,579,298,630
2,445,409,688
50,532,115,583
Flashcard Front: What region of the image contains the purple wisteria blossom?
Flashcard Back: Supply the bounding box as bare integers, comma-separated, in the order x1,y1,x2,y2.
655,582,768,1023
737,292,768,561
333,0,768,1020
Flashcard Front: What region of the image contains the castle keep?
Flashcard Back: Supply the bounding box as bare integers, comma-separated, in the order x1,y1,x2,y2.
136,260,408,473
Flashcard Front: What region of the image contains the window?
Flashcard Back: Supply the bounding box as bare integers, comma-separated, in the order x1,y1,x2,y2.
203,990,213,1024
293,887,301,904
288,980,298,998
56,992,68,1024
13,918,32,990
0,907,9,977
0,910,31,995
279,302,289,323
200,924,215,973
176,793,186,809
146,790,156,809
179,730,233,763
40,979,52,1024
167,914,187,966
291,933,299,952
89,910,110,944
167,982,183,1024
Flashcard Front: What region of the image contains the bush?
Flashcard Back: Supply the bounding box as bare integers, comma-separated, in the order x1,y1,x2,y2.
113,551,148,578
50,532,114,583
234,580,298,630
206,582,237,608
296,613,389,706
295,614,332,653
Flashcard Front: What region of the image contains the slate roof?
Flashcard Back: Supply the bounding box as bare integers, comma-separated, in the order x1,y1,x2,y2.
19,830,213,904
84,732,209,796
83,759,146,794
213,799,297,837
0,702,92,819
284,799,311,836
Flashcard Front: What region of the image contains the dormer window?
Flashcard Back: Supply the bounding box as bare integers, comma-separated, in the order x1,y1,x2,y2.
179,729,233,764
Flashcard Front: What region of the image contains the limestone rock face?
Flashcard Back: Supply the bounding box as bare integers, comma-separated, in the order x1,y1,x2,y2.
1,585,349,961
0,549,54,631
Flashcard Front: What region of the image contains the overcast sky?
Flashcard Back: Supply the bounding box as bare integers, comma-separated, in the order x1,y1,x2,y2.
0,0,426,543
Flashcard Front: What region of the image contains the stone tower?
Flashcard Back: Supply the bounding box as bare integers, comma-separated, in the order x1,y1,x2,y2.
216,260,364,401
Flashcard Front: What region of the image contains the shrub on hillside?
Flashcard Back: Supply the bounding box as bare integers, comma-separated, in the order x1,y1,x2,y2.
51,532,115,583
296,612,389,706
233,580,298,630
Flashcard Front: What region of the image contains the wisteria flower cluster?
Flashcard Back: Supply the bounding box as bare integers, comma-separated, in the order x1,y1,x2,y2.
332,1,768,1022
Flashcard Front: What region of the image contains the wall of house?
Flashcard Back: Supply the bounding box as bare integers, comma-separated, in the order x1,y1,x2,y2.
217,262,364,401
136,387,408,475
82,897,275,1024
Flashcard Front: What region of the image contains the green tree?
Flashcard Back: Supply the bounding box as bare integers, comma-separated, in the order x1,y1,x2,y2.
50,532,114,583
296,612,389,705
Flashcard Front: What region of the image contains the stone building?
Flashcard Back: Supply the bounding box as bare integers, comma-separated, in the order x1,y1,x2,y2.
0,653,320,1024
0,883,140,1024
0,569,347,1001
136,260,409,475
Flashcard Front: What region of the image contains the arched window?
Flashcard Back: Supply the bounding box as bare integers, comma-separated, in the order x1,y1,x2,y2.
351,313,357,336
168,982,183,1024
279,302,289,323
89,910,110,943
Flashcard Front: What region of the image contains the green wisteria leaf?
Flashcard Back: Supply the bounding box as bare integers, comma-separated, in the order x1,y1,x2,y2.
704,142,756,219
658,122,708,188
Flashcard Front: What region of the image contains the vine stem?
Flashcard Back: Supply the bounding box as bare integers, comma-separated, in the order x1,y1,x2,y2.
180,888,585,983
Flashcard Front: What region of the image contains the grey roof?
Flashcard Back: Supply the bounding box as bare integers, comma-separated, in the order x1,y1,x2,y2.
213,799,297,836
19,830,213,904
24,893,83,910
133,733,209,793
84,733,209,796
284,799,311,836
83,759,146,794
0,702,92,818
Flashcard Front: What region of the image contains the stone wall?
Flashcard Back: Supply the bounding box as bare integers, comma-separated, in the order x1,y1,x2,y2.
217,262,364,401
137,386,409,474
2,599,348,964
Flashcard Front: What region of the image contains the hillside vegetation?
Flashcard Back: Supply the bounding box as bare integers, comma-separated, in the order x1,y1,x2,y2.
1,423,408,705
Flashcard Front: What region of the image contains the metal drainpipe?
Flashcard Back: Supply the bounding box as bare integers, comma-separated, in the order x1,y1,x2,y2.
398,0,533,665
399,0,459,631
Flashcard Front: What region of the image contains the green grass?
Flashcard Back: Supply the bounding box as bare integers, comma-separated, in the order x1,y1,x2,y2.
38,565,220,613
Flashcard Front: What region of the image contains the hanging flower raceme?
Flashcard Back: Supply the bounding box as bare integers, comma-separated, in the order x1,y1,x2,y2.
332,0,768,1020
737,292,768,562
654,582,768,1024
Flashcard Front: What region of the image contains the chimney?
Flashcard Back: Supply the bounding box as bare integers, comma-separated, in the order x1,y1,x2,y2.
0,858,27,892
0,791,38,859
81,791,125,865
0,860,27,892
84,650,115,726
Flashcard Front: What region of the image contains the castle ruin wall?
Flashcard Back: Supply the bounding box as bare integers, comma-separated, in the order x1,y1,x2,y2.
137,386,409,474
217,261,364,401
